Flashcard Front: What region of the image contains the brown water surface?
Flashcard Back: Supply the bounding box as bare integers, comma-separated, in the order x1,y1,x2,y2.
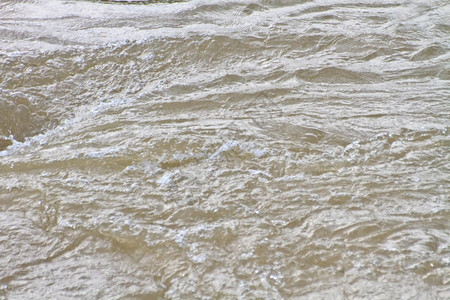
0,0,449,298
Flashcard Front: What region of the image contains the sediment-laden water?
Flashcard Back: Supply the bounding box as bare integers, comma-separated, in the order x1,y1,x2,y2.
0,0,449,298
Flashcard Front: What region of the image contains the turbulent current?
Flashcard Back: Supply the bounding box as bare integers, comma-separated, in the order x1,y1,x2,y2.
0,0,449,298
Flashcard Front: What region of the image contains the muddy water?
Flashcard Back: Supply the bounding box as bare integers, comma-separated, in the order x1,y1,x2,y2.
1,0,449,298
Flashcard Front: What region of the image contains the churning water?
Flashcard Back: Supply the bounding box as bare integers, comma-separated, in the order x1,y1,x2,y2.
0,0,449,298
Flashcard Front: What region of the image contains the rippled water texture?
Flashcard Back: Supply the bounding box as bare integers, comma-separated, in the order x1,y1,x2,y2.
1,0,449,298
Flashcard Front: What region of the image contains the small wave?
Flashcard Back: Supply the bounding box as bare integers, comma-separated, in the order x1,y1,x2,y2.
295,67,379,84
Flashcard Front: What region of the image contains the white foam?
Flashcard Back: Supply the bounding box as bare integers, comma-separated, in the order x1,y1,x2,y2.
249,169,273,179
158,171,176,186
209,140,239,159
209,140,268,160
83,146,124,159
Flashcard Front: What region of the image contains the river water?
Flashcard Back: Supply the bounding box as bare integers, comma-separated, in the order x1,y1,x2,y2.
0,0,449,298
